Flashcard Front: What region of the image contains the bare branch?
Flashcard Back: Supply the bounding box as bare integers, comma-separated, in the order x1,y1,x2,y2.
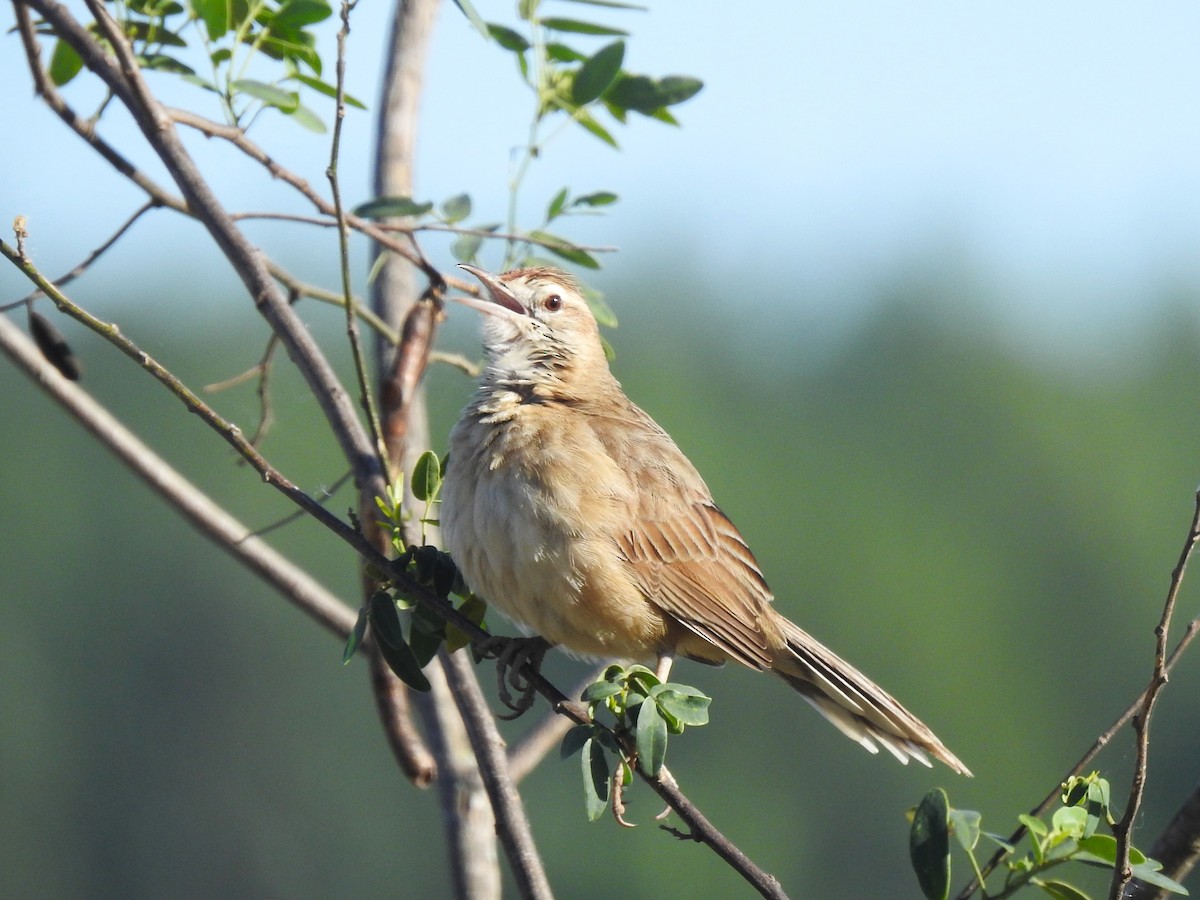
1109,491,1200,898
6,202,158,308
369,646,438,787
442,648,554,900
1123,772,1200,899
0,309,355,638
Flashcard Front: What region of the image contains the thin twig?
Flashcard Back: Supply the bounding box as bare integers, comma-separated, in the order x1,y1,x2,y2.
648,767,788,900
327,0,389,478
7,201,159,308
508,664,608,784
0,309,356,638
955,499,1200,900
1109,491,1200,898
1124,768,1200,899
1,237,376,563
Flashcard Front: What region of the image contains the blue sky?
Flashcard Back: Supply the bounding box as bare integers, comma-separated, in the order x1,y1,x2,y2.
3,1,1200,350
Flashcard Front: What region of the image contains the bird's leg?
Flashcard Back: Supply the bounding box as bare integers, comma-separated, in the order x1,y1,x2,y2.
654,650,675,683
480,635,551,719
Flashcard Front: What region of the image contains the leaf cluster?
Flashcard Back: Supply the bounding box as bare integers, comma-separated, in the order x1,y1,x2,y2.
344,451,484,688
44,0,362,131
910,774,1188,900
560,664,710,822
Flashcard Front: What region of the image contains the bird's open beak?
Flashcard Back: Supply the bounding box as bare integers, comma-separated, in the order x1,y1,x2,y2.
456,264,525,318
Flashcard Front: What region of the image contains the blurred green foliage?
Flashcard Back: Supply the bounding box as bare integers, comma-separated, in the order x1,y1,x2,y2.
3,261,1200,898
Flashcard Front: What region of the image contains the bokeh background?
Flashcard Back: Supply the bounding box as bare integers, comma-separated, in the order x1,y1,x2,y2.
4,2,1200,897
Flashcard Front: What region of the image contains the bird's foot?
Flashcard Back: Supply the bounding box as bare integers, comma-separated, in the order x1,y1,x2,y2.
479,635,551,719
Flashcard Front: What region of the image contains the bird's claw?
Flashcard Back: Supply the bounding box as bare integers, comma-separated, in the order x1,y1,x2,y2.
480,635,550,719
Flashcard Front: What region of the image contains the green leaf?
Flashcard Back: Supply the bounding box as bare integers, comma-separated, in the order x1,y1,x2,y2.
368,590,431,691
582,287,618,327
411,450,442,502
451,233,484,264
540,17,628,36
48,39,84,86
546,187,570,221
1073,833,1121,866
606,73,703,115
257,33,321,74
122,20,189,46
636,699,668,775
573,190,618,207
231,79,299,111
445,594,486,651
486,23,529,52
191,0,230,38
441,193,472,224
560,0,646,8
293,74,367,109
581,680,623,702
137,53,196,75
353,196,434,219
453,0,490,38
910,789,951,900
528,230,600,269
655,75,704,106
1020,814,1049,838
572,40,625,105
560,724,591,758
342,604,369,664
582,737,610,820
1052,805,1088,838
180,73,220,93
285,102,326,133
546,42,586,63
572,109,618,147
653,686,710,727
272,0,331,31
408,600,446,666
948,808,982,853
1034,881,1093,900
1129,860,1189,894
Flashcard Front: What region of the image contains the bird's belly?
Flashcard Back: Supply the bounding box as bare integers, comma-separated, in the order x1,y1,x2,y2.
442,458,667,661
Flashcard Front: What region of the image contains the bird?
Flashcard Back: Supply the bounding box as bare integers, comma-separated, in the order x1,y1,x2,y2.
439,264,970,776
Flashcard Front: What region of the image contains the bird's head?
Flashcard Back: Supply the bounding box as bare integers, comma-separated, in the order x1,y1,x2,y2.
455,264,611,388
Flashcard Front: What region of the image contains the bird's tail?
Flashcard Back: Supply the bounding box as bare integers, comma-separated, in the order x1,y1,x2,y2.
771,616,972,776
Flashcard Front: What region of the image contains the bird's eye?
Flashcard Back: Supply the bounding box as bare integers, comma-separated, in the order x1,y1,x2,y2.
544,294,563,312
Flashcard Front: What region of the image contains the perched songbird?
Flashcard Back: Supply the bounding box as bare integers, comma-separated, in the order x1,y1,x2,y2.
440,264,970,775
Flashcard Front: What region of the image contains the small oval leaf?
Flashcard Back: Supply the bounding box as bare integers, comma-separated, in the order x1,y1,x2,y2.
636,699,668,776
910,789,951,900
571,40,625,106
411,450,441,502
353,196,434,219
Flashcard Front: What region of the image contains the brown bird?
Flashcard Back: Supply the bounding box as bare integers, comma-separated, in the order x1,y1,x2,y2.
440,264,970,775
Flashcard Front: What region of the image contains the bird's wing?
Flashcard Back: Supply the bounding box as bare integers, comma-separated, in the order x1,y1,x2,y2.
593,405,779,670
